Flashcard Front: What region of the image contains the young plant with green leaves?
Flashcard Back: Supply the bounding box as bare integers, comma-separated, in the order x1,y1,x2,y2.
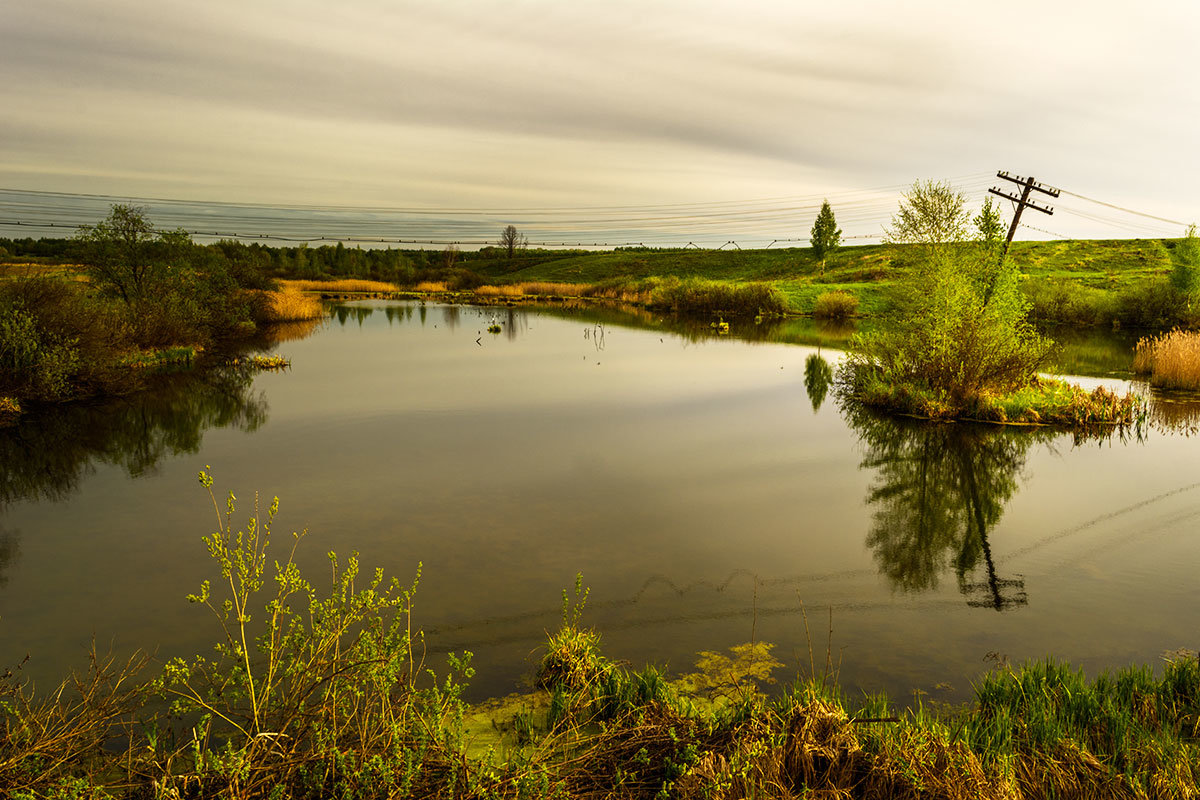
846,180,1055,416
151,469,477,798
809,200,842,275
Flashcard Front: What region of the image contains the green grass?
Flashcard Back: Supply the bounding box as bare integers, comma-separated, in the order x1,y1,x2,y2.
423,239,1192,326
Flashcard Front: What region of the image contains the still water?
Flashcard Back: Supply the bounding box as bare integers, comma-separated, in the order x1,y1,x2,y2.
1,302,1198,704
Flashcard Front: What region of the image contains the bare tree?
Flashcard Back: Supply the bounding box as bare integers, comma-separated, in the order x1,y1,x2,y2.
498,225,527,258
442,244,459,270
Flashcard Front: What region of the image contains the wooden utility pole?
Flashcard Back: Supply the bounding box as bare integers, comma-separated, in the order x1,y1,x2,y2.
988,171,1060,257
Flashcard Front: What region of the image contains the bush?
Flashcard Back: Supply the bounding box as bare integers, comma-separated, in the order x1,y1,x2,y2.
847,181,1054,414
1112,280,1191,330
0,299,79,400
650,277,786,317
812,290,858,320
1023,278,1112,327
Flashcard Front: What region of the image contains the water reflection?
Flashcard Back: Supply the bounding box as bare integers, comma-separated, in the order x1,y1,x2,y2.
1145,390,1200,435
0,523,18,588
0,366,268,508
848,410,1060,611
803,354,834,412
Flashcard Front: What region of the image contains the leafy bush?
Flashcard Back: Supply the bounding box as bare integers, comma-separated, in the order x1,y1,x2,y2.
847,181,1054,414
0,299,79,400
812,290,858,320
650,277,786,317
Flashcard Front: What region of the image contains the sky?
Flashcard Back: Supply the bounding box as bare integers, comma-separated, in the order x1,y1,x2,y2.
2,0,1198,245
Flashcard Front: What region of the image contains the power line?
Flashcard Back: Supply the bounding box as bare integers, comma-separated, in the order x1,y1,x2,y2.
1059,189,1188,228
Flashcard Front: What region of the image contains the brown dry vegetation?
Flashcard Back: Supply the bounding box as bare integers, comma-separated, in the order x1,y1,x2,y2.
256,288,326,322
280,278,399,294
1133,329,1200,390
474,281,584,298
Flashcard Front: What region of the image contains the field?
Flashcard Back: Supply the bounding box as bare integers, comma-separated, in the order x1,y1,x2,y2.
426,238,1188,321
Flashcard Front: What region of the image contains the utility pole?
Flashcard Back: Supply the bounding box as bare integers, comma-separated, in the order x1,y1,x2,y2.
988,171,1060,258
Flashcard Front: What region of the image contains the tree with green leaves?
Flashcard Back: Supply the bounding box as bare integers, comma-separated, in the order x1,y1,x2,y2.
883,179,971,266
974,196,1005,252
74,204,192,304
1171,224,1200,300
847,180,1053,413
810,200,841,275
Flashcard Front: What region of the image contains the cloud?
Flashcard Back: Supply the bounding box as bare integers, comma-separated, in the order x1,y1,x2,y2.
2,0,1197,233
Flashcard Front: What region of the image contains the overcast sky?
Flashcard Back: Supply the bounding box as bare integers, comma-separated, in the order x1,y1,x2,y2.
2,0,1197,241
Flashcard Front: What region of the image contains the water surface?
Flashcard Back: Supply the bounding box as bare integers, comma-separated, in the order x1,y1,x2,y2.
1,302,1198,704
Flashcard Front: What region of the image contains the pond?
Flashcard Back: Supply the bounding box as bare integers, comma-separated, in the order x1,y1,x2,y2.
1,301,1198,705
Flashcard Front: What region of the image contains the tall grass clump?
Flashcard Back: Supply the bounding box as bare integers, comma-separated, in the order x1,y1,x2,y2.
964,657,1200,797
649,277,786,318
1133,328,1200,389
811,290,858,320
255,287,327,322
280,278,398,294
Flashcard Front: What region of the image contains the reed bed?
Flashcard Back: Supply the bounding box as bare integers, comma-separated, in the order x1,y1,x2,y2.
413,280,448,292
279,278,399,293
1133,329,1200,390
474,281,584,298
257,288,326,322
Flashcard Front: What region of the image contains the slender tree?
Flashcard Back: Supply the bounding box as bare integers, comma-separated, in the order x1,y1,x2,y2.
810,200,841,275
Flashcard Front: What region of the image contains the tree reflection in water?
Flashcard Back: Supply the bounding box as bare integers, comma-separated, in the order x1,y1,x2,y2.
847,408,1060,611
803,353,834,413
0,365,268,507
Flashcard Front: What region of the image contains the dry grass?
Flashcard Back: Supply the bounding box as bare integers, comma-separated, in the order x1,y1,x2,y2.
279,278,398,293
1133,329,1200,390
413,281,448,292
258,288,326,322
474,282,585,298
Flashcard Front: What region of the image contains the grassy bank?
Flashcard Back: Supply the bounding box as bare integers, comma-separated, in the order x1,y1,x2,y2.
8,236,1198,326
4,477,1198,799
840,366,1144,426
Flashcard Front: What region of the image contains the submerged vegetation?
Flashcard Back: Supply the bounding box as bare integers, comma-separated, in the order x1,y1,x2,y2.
2,475,1199,799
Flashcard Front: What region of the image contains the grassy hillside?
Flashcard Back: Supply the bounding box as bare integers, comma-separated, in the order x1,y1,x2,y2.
456,238,1185,321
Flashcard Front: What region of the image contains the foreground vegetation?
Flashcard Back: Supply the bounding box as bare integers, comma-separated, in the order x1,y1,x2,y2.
3,476,1198,799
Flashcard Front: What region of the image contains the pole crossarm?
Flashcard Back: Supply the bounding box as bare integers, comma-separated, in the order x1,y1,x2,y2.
992,170,1060,257
988,187,1056,215
996,170,1060,198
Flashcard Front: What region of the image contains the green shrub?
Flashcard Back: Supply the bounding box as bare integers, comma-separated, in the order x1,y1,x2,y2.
650,277,786,317
812,290,858,320
0,302,78,400
847,181,1053,415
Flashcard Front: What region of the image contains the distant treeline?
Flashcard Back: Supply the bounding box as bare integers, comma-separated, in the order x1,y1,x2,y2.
0,236,605,284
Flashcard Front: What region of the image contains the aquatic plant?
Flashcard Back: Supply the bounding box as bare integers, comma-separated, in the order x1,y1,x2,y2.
1134,328,1200,390
256,287,326,322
